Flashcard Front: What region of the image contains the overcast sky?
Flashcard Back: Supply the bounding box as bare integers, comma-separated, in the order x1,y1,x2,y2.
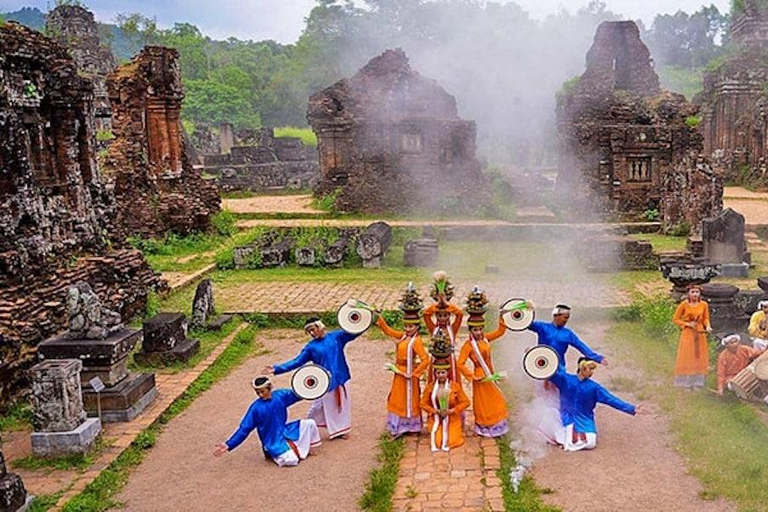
3,0,732,43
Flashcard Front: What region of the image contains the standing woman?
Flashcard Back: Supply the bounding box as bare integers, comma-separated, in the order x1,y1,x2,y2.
672,284,712,389
376,284,431,437
457,287,510,437
423,271,463,382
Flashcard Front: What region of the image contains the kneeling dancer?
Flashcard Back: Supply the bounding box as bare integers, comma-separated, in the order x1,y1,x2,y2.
421,332,470,452
214,375,321,466
547,358,636,451
458,287,510,437
377,284,430,437
267,317,363,439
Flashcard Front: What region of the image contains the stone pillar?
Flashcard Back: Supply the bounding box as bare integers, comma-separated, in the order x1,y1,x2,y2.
29,359,101,457
702,208,749,277
702,283,750,335
0,449,31,512
220,123,234,155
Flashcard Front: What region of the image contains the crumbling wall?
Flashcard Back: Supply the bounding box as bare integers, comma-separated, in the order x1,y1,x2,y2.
199,127,319,191
0,22,162,402
558,21,713,223
307,49,485,213
104,46,220,237
46,4,115,125
660,152,723,236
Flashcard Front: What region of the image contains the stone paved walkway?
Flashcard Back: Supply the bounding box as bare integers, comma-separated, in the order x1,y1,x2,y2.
6,323,246,511
392,410,505,512
215,280,628,314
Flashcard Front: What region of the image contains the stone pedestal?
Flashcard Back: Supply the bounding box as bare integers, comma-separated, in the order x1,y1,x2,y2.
719,263,749,278
29,360,101,457
38,329,156,422
702,283,750,335
134,313,200,366
659,258,721,299
403,239,439,267
0,450,32,512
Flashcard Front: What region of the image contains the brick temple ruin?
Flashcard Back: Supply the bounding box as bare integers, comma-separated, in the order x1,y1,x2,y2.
46,4,115,131
0,22,163,401
698,1,768,186
104,46,220,236
557,21,722,232
307,49,485,213
198,125,319,192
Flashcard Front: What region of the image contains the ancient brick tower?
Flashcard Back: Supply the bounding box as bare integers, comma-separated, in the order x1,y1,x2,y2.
699,1,768,186
307,49,484,214
557,21,722,232
0,22,161,400
104,46,220,236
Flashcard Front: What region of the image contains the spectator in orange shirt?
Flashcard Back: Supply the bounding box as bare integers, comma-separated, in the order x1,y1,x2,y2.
716,334,765,395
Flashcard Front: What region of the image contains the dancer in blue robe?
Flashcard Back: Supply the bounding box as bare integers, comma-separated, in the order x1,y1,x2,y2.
527,303,606,366
214,376,321,466
267,317,363,439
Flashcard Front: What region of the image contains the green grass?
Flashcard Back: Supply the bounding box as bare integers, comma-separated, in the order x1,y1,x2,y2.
131,316,242,373
497,437,560,512
0,401,33,432
273,126,317,147
609,303,768,510
12,438,105,473
62,323,264,511
358,433,405,511
628,233,687,252
28,490,66,512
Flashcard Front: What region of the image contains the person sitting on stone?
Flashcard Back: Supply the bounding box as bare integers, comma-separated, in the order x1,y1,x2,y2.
748,301,768,351
716,334,766,396
214,375,321,467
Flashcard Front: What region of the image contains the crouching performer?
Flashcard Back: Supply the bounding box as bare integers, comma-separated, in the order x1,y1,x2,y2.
266,317,363,439
214,375,321,467
545,358,637,451
421,332,470,452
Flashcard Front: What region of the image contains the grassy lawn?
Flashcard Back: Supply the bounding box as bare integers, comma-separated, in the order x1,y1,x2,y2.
629,233,688,252
609,305,768,510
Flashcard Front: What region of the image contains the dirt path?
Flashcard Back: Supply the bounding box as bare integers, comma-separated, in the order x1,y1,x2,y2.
496,325,734,512
116,328,390,511
222,195,324,215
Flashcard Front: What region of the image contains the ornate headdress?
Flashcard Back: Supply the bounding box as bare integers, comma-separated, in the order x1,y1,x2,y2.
399,282,423,325
429,329,453,360
430,270,455,309
465,286,488,327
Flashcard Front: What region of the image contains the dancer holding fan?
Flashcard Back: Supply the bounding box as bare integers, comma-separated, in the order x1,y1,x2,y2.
376,283,431,437
457,287,510,437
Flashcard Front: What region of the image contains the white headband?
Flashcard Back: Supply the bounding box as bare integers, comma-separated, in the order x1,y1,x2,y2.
759,301,768,310
305,320,326,332
552,306,571,316
721,334,741,346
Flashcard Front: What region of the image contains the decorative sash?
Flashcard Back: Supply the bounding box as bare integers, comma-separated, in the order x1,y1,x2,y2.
469,337,493,378
402,334,416,418
430,381,451,452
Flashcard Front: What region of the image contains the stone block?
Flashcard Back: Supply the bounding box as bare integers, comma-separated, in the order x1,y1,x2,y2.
702,208,748,264
79,357,130,388
403,239,439,267
718,263,749,278
142,313,187,352
31,418,101,457
0,472,29,512
38,328,141,368
206,314,234,331
82,373,157,422
134,338,200,366
30,359,86,433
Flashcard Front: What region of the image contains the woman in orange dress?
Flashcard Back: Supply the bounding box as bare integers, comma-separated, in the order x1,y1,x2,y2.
376,285,430,437
457,288,510,437
421,344,471,452
672,284,712,389
424,271,463,382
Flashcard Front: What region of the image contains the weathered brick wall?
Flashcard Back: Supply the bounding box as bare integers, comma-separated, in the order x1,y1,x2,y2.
0,23,163,403
104,46,220,237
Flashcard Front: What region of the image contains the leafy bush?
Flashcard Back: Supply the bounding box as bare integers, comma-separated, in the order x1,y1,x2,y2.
313,188,341,212
144,289,160,320
643,208,660,221
632,294,678,339
211,210,236,237
668,222,690,237
684,115,702,128
96,129,115,142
